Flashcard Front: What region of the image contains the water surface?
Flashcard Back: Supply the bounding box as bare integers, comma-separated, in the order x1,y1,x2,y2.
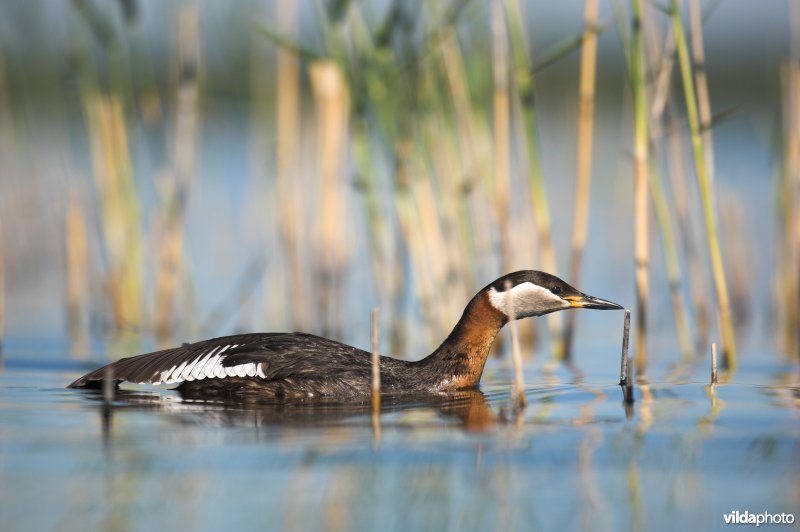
1,356,797,532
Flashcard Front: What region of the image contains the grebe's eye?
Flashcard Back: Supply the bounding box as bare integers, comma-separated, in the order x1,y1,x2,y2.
551,285,562,295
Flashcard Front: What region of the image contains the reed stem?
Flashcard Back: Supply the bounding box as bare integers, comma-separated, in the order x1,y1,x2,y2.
505,0,564,361
84,92,143,340
371,308,381,412
309,60,350,338
505,281,527,409
66,201,89,357
689,0,714,184
620,309,631,385
791,4,800,361
564,0,600,360
780,10,800,359
666,107,711,352
155,7,200,344
632,0,650,377
274,0,309,333
642,16,695,361
491,0,511,272
671,0,737,369
649,162,694,360
710,342,718,385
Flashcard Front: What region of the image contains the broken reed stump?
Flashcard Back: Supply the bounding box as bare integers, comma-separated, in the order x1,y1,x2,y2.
619,310,634,405
619,309,631,385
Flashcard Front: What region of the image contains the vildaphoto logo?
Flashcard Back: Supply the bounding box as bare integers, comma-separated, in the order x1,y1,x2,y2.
723,510,795,526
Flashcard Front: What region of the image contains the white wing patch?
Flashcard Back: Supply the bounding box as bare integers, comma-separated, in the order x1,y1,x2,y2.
149,343,268,385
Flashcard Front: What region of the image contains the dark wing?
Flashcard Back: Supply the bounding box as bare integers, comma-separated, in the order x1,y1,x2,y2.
67,332,368,389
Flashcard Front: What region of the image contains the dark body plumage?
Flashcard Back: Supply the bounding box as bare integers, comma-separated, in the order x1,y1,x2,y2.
68,270,622,402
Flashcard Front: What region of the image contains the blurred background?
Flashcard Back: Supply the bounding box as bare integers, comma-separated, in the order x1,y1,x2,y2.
0,0,796,373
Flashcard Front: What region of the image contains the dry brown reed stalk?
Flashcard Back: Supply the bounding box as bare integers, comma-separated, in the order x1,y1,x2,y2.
631,0,650,377
410,139,450,320
505,280,527,409
719,195,750,328
710,342,718,385
778,65,797,356
689,0,714,184
371,308,381,413
650,29,675,120
666,107,710,352
671,0,737,369
491,0,512,273
66,200,89,357
438,30,484,292
642,11,694,361
155,7,200,344
563,0,600,361
779,10,800,359
422,132,474,326
83,92,143,340
309,61,350,338
274,0,310,332
649,166,694,360
505,0,563,362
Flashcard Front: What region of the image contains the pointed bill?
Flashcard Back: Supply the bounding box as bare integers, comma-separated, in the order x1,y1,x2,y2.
564,293,623,310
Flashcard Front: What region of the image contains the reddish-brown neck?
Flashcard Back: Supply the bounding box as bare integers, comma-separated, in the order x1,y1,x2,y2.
419,292,508,390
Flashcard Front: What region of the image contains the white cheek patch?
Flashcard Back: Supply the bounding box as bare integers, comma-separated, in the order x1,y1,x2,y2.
488,282,568,318
149,343,268,385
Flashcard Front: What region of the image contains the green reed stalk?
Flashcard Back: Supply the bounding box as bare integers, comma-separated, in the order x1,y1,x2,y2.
563,0,600,360
632,0,650,377
671,0,737,369
505,0,564,361
689,0,715,183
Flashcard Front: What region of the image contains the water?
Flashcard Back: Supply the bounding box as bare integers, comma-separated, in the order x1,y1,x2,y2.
2,356,797,532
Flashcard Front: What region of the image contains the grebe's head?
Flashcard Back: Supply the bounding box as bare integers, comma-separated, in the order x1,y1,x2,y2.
484,270,623,320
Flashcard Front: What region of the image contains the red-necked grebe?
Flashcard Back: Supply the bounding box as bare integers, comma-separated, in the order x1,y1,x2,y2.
68,270,622,401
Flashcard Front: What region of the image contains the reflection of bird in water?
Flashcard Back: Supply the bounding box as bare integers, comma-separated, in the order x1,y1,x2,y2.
69,271,621,402
87,388,497,432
